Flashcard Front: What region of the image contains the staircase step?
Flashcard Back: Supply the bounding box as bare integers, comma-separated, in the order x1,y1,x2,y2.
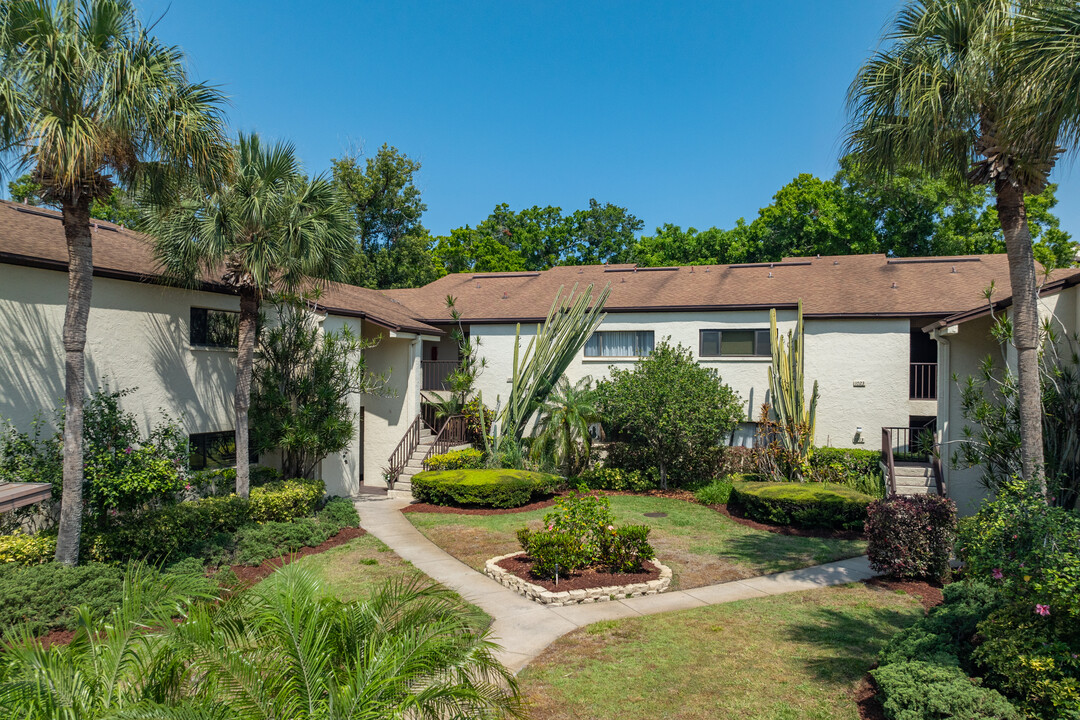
895,485,936,495
388,488,414,500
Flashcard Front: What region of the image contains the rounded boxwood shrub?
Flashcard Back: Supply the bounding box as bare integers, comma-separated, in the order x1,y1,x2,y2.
423,448,484,471
411,469,559,508
728,480,873,530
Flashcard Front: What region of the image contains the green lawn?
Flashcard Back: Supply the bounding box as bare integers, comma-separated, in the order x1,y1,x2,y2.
404,495,867,589
519,584,923,720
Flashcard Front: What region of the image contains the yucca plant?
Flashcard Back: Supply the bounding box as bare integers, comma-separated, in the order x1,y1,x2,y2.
767,301,819,480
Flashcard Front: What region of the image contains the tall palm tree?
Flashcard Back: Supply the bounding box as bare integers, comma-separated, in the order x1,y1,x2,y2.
0,0,228,564
846,0,1075,491
531,375,600,477
175,565,523,720
144,133,354,498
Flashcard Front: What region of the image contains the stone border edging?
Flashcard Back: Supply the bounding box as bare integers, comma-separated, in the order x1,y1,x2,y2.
485,551,672,606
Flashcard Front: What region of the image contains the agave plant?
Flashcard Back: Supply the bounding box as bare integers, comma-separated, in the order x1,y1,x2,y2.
767,301,819,480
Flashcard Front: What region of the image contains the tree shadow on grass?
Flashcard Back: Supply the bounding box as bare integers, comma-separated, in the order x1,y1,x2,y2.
782,602,919,684
719,531,863,572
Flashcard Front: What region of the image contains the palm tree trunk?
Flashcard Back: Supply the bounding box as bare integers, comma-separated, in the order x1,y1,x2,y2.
234,289,258,498
996,180,1047,495
55,197,93,566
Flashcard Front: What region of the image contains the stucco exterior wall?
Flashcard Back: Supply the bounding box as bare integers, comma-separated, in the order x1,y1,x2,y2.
469,311,914,450
359,324,422,488
0,264,238,438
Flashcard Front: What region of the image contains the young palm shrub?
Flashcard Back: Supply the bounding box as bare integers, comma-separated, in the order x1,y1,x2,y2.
0,565,216,719
175,564,523,720
0,0,229,564
530,375,600,477
144,133,354,498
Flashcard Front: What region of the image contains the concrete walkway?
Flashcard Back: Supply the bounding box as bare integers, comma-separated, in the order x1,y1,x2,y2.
354,495,877,674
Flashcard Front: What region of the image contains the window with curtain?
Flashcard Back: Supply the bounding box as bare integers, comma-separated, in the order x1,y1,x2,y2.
584,330,655,357
699,329,771,357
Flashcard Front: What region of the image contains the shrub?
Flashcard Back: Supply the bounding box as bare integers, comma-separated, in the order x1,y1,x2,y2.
693,476,736,505
317,497,361,528
516,527,590,578
573,467,657,492
728,480,873,530
249,478,325,522
188,465,282,496
717,446,757,476
596,524,654,573
543,490,616,560
871,661,1021,720
810,447,882,478
0,532,56,565
865,494,957,581
411,469,559,508
424,448,485,471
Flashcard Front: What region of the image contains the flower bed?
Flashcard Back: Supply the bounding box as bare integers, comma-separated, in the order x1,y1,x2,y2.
485,551,671,606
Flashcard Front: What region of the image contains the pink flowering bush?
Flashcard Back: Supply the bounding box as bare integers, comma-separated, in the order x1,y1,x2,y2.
865,494,957,580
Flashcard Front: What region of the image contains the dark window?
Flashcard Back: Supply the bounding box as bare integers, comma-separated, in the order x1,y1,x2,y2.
188,431,256,470
190,308,239,348
584,331,654,357
699,329,771,357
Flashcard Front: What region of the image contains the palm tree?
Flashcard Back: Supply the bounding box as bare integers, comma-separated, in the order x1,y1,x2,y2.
175,564,523,720
846,0,1075,491
531,375,600,477
0,565,216,719
0,0,228,564
144,133,354,498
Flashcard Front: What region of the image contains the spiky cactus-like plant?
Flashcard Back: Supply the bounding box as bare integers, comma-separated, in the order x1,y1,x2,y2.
768,301,819,480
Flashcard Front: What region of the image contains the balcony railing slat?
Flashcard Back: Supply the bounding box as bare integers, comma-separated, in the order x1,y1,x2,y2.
909,362,937,400
422,360,459,391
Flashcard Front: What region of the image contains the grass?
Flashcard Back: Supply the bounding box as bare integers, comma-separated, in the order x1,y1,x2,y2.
286,534,493,626
404,494,867,589
518,584,924,720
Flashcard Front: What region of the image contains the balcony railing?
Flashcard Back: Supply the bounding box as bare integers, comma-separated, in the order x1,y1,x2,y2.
422,360,459,391
910,362,937,400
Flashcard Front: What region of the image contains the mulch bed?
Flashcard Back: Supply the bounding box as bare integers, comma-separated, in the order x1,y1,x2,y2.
706,502,867,541
855,674,886,720
401,497,560,515
865,576,945,612
495,553,660,592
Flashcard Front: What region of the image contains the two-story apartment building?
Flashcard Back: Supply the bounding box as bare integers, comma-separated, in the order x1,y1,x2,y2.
2,198,1076,511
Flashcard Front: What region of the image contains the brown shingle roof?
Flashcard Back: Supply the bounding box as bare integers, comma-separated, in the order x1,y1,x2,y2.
384,254,1070,322
0,200,440,334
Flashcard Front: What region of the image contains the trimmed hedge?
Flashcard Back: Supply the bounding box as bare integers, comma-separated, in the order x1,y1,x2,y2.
411,469,560,508
423,448,484,471
728,480,874,530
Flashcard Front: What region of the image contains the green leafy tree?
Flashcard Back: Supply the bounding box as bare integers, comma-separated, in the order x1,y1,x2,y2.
330,145,443,288
0,0,228,564
144,133,353,499
432,226,529,274
564,198,644,264
530,375,600,477
251,291,389,480
845,0,1080,491
597,341,743,489
6,173,140,227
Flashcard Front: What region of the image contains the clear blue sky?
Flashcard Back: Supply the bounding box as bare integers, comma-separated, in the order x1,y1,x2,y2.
131,1,1074,240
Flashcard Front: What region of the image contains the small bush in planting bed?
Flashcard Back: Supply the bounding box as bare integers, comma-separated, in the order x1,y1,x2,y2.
573,467,656,492
423,448,485,471
693,476,739,505
0,532,56,565
871,661,1021,720
411,469,559,508
810,447,882,479
865,494,957,581
515,491,654,579
249,478,325,522
728,480,873,530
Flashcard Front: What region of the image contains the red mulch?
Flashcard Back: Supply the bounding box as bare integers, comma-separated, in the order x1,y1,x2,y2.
865,577,945,612
401,497,559,515
707,503,866,541
225,526,367,585
495,552,661,592
855,674,885,720
37,628,77,648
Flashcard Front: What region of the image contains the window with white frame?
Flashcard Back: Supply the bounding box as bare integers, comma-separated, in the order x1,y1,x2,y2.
584,330,654,358
699,329,771,357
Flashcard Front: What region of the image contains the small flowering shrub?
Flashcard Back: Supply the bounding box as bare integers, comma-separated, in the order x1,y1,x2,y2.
0,532,56,565
865,494,957,580
516,491,654,579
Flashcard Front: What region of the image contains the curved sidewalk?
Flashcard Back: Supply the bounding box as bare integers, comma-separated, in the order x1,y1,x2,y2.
354,495,877,674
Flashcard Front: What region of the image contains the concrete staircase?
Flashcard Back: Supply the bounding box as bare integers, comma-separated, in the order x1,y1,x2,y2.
387,426,435,500
892,462,938,496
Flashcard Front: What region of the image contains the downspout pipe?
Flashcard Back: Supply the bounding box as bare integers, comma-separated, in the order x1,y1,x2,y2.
931,327,953,494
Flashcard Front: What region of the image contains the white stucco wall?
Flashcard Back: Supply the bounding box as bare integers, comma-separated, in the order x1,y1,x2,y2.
468,310,915,450
359,324,423,488
0,264,238,438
